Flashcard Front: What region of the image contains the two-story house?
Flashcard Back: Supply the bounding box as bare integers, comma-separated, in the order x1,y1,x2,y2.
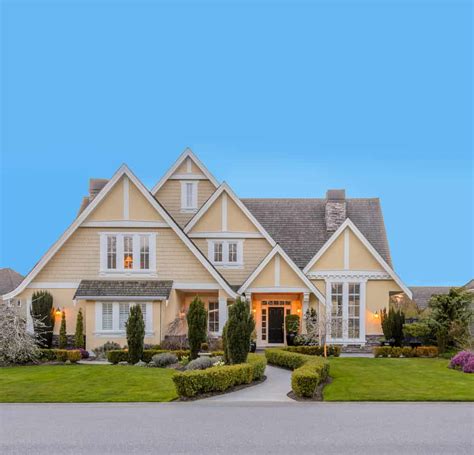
3,149,412,350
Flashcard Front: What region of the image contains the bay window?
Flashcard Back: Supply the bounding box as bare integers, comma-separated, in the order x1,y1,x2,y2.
208,240,243,267
100,233,156,274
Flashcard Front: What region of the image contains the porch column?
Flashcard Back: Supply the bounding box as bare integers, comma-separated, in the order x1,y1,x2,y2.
218,289,228,336
26,297,34,334
301,292,309,334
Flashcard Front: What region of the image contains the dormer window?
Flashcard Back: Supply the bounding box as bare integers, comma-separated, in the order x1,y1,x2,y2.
181,181,198,212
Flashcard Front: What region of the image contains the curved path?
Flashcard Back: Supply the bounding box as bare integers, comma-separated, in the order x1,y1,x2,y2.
204,365,293,402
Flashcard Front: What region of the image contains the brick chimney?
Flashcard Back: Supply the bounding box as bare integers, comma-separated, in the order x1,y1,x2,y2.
89,179,109,201
325,189,346,232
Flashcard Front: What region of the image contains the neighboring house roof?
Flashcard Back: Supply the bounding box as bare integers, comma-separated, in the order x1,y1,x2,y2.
409,286,452,310
74,280,173,300
242,198,391,269
464,279,474,290
0,268,24,296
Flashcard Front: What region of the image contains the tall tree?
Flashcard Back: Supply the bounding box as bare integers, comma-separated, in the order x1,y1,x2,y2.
74,308,85,349
30,290,55,348
126,305,145,364
225,298,255,364
187,297,207,360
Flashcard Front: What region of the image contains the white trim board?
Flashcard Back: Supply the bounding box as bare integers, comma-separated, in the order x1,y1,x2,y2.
151,148,219,194
184,183,276,247
238,244,326,305
27,282,80,289
3,164,237,300
188,232,264,239
302,218,412,299
82,221,168,228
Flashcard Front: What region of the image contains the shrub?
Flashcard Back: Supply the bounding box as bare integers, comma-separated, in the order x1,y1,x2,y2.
39,349,57,361
415,346,438,358
283,345,340,357
152,353,178,367
67,350,81,363
265,349,328,397
373,346,391,358
187,297,207,360
200,342,209,352
403,321,431,342
107,350,128,364
382,307,405,346
31,290,55,348
126,305,145,364
160,337,188,350
107,349,191,364
225,298,255,364
449,351,474,370
327,345,341,357
185,356,214,370
391,347,402,358
92,341,121,360
173,354,266,398
74,309,85,349
285,314,300,334
78,348,89,359
462,358,474,373
402,347,414,357
59,311,67,349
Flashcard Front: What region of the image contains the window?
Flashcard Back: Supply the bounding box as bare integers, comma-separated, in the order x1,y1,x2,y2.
348,283,360,339
208,240,243,266
119,303,130,330
140,235,149,270
102,303,113,330
100,233,156,273
261,308,267,341
208,301,219,333
331,283,344,339
181,181,198,210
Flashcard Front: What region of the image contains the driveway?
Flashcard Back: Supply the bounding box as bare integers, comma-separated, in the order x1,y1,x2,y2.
1,402,472,454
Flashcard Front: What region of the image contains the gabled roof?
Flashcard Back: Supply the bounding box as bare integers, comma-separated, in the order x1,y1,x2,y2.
242,198,391,269
238,244,327,305
151,148,219,194
302,218,412,299
0,268,24,296
3,165,237,300
409,286,452,310
184,183,277,246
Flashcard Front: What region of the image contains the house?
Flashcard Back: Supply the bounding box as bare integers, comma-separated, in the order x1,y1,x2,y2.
2,149,412,350
0,268,24,301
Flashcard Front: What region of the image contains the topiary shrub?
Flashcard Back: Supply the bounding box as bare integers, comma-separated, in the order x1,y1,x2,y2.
126,305,145,364
225,298,255,364
185,356,214,370
67,350,81,363
152,352,178,367
187,297,207,360
285,314,300,334
59,311,67,349
74,309,85,349
31,290,55,348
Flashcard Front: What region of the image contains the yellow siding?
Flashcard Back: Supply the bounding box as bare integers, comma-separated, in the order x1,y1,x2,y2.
86,177,124,221
155,179,215,226
192,193,223,232
35,227,215,283
251,256,276,288
128,180,164,222
172,157,203,176
227,196,259,232
348,230,384,271
366,280,402,335
279,256,307,287
309,231,345,270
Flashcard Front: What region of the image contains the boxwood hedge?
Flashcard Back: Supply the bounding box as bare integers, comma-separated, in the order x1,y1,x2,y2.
172,353,266,398
283,345,341,357
265,349,329,398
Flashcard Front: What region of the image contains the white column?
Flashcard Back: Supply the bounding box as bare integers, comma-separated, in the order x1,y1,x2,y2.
360,280,367,344
301,292,310,334
342,282,349,341
26,298,34,333
218,296,228,335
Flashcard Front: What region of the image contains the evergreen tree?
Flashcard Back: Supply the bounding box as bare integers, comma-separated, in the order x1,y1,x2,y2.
59,311,67,349
187,297,207,359
74,308,85,349
30,290,55,348
225,298,255,364
126,305,145,364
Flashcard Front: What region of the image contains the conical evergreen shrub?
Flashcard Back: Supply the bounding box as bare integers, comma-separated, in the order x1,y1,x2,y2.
224,298,255,364
59,311,67,349
187,297,207,360
126,305,145,364
74,308,85,349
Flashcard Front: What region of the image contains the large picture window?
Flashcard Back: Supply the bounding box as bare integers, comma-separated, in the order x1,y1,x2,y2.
98,302,152,333
100,233,156,273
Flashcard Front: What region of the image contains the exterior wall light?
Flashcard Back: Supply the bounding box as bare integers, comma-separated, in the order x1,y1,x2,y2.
55,308,62,317
374,310,379,319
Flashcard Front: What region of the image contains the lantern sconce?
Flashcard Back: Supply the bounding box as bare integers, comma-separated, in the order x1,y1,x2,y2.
55,307,62,317
374,310,379,319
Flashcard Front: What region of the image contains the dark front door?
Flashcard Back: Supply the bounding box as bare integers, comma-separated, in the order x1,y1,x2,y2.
268,307,284,343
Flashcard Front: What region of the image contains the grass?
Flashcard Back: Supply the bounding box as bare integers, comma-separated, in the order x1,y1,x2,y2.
0,364,178,402
324,357,474,401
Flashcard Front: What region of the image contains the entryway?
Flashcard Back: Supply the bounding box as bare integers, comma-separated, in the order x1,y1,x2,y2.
268,307,284,343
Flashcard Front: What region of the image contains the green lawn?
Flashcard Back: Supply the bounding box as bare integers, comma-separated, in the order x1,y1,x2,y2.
0,365,178,402
324,357,474,401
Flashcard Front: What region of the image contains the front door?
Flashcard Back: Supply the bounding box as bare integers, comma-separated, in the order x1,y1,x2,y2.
268,307,284,343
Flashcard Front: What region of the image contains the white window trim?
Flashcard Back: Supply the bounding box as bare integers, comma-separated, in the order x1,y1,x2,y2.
207,239,244,268
208,301,219,335
95,301,154,336
326,278,366,344
180,180,198,212
99,232,157,275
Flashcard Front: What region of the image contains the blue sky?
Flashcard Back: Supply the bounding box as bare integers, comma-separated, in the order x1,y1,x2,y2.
1,0,472,286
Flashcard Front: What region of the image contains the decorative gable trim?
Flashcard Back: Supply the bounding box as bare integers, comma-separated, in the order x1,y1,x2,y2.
184,183,276,247
3,165,237,300
238,245,326,305
151,148,219,194
302,218,412,299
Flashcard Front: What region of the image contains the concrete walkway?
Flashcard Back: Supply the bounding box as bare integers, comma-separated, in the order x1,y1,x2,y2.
205,365,293,402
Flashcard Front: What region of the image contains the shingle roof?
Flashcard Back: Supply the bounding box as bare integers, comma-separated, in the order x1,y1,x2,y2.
409,286,452,310
0,268,24,296
74,280,173,300
241,198,392,269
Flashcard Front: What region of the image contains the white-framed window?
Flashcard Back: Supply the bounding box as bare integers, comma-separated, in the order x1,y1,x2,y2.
100,233,156,274
180,181,198,211
208,240,243,267
208,301,219,333
96,302,153,334
348,283,360,339
331,283,344,339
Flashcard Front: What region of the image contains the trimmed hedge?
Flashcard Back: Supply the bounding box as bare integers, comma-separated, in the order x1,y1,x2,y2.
39,349,82,363
373,346,439,358
284,345,341,357
173,353,266,398
265,349,329,398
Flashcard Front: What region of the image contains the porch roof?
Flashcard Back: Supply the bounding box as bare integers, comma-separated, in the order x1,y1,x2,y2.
74,280,173,300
